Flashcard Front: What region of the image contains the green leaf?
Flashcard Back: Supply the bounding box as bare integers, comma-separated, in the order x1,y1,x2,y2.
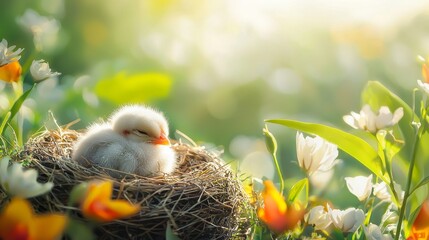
0,111,11,136
287,178,308,205
376,130,404,162
68,182,89,206
166,223,181,240
94,72,172,104
65,219,95,240
363,197,375,225
1,84,34,135
410,176,429,196
266,119,387,182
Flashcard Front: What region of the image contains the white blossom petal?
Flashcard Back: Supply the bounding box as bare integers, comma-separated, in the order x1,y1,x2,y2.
30,59,61,82
364,223,393,240
0,39,24,66
373,182,391,201
307,205,332,230
417,80,429,95
373,182,404,203
0,156,53,198
382,203,399,224
296,132,338,176
329,207,364,233
343,105,403,133
16,9,60,51
391,108,404,125
345,174,373,201
343,114,359,130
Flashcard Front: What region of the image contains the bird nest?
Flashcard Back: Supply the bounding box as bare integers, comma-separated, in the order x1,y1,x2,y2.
4,128,251,240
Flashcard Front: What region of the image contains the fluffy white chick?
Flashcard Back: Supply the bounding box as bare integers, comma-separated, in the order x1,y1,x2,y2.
72,105,177,177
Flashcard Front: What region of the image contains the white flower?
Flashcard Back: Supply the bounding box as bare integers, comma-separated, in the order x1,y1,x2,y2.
373,182,390,201
296,132,338,176
329,207,365,233
0,156,53,198
345,174,373,201
381,203,399,232
417,80,429,95
381,203,399,224
364,223,393,240
16,9,60,51
30,59,61,82
307,205,332,230
373,182,404,202
0,39,24,66
343,105,404,133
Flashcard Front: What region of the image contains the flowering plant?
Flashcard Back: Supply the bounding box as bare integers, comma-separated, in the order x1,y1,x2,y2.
0,154,141,239
0,35,60,149
247,60,429,239
0,9,147,240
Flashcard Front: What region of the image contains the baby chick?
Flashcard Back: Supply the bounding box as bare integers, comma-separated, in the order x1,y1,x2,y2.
72,105,177,177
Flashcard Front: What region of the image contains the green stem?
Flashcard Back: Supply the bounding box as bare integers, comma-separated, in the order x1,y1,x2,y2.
12,81,23,146
384,151,400,206
377,136,400,206
394,123,421,240
272,153,284,195
263,125,284,195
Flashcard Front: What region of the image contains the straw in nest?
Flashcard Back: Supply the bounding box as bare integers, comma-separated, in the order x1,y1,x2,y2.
1,128,251,240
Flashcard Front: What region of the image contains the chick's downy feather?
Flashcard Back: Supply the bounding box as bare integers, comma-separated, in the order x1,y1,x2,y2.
72,105,177,177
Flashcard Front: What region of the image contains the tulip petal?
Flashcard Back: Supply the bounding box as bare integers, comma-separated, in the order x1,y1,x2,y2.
258,180,304,234
99,200,140,222
32,214,67,240
81,181,140,222
263,181,286,214
82,181,113,211
0,198,33,239
0,61,22,83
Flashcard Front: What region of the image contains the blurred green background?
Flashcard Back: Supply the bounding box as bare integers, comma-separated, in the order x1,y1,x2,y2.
1,0,429,207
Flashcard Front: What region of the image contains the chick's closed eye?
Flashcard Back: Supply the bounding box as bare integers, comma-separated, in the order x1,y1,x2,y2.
133,129,149,136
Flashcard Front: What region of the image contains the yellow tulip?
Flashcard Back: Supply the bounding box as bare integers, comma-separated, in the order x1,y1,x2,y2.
0,61,22,83
80,180,141,222
257,180,304,234
0,197,67,240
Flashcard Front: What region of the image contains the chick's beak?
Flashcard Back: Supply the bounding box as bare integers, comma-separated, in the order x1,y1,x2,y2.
151,133,171,146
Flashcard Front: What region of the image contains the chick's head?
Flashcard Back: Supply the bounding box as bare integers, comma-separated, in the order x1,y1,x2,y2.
110,105,170,145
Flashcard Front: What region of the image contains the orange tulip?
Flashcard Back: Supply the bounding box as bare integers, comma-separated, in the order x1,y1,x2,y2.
257,180,305,234
0,61,22,83
80,180,141,222
0,197,67,240
407,199,429,240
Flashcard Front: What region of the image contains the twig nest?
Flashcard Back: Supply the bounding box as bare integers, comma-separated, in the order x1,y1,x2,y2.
11,129,251,239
